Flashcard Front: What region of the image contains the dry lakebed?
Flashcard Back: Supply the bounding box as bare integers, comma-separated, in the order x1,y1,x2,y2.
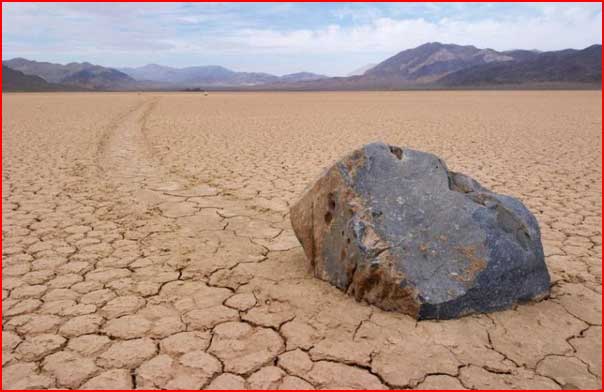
2,91,601,389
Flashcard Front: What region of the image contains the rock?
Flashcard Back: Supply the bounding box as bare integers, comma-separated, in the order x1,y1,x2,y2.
290,142,550,319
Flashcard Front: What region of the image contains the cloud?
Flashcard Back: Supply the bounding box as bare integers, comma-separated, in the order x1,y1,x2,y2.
1,2,601,74
226,4,601,54
331,6,384,22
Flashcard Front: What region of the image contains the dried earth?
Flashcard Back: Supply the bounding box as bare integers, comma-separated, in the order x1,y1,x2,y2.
2,91,602,390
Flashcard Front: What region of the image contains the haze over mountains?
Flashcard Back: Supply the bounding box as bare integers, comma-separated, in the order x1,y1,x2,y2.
3,42,601,91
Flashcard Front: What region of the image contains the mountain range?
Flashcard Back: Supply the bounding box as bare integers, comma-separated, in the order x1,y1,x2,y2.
117,64,328,86
440,44,602,86
3,58,136,90
271,43,601,90
3,42,601,92
2,58,328,91
2,66,84,92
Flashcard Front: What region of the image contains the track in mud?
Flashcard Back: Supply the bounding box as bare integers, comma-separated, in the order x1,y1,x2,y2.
2,92,601,390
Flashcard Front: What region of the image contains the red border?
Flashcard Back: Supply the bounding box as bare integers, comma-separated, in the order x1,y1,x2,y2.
0,1,602,392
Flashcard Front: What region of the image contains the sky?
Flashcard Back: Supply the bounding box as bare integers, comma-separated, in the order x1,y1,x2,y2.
2,2,602,76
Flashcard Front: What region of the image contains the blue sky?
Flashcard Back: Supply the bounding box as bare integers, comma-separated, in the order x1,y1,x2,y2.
2,2,602,76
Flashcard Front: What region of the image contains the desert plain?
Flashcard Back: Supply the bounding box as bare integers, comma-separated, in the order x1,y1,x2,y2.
2,91,602,389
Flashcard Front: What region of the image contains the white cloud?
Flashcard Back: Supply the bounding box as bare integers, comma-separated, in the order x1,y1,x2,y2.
226,4,601,55
2,2,601,74
331,6,383,22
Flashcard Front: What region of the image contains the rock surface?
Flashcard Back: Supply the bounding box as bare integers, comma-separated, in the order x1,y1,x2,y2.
290,142,551,319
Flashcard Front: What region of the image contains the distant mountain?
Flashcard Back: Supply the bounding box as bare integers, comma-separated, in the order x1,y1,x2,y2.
59,67,134,89
3,58,136,89
2,66,81,92
279,72,328,83
364,42,514,83
228,71,279,86
264,43,601,90
347,63,377,76
259,42,520,90
3,42,600,91
4,58,77,83
501,49,541,63
117,64,180,82
440,44,602,86
120,64,326,86
3,65,51,91
120,64,279,86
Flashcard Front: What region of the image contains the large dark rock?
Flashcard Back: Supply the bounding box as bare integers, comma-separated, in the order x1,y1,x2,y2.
290,142,550,320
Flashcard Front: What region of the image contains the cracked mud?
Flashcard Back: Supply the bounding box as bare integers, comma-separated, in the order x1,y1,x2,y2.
2,92,602,390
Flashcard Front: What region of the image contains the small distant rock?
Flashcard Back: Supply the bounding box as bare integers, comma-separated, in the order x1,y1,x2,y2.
290,142,550,320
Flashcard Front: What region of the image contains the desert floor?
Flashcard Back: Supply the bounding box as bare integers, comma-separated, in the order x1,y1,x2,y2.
2,91,602,390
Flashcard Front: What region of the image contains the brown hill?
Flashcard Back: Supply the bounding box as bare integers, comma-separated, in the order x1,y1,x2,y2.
2,66,82,92
440,45,602,86
3,58,136,90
